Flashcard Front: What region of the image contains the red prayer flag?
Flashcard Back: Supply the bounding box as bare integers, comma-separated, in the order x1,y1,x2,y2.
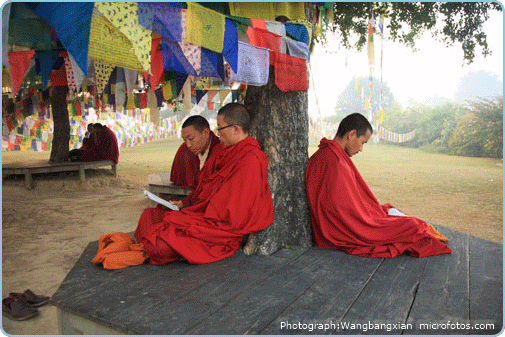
273,52,308,92
139,92,147,109
150,37,164,88
8,50,35,96
246,26,282,53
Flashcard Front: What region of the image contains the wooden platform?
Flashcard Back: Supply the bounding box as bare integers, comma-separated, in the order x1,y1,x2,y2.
50,226,502,335
2,160,117,189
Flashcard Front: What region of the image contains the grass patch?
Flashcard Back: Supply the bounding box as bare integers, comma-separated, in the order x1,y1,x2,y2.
4,139,503,243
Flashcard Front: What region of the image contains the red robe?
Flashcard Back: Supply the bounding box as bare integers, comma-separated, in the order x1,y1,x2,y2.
135,136,274,265
305,138,452,258
80,126,119,164
170,131,220,190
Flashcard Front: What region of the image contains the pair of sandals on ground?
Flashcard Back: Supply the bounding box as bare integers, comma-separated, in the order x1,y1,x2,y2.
3,290,50,321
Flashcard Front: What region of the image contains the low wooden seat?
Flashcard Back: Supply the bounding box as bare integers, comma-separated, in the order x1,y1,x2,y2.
2,160,117,189
50,225,502,335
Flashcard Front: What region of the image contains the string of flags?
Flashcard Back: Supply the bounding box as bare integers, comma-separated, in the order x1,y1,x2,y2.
4,2,331,99
3,3,336,151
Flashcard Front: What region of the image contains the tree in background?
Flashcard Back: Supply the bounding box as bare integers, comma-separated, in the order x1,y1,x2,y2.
454,70,503,104
334,76,396,121
448,97,503,158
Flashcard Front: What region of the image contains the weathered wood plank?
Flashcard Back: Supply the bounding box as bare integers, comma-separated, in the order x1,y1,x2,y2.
260,250,383,335
469,235,503,335
52,242,306,335
336,255,428,335
405,226,470,335
108,248,306,335
185,248,347,335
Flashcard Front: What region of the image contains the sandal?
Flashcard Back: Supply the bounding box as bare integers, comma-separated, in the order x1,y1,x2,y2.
9,290,50,307
2,297,39,321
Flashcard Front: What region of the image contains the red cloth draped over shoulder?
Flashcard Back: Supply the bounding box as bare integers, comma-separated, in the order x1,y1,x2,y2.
170,131,220,189
135,136,274,265
305,138,452,258
80,126,119,164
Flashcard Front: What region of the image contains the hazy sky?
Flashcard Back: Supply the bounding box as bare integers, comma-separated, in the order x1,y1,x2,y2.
308,10,504,118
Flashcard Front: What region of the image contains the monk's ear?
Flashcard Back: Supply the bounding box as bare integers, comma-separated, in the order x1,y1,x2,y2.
347,129,357,139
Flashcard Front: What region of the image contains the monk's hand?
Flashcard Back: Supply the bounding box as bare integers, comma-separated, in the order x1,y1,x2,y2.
169,200,184,209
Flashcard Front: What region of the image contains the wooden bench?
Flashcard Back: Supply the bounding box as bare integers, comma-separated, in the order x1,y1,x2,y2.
147,173,191,202
50,225,502,335
2,160,117,189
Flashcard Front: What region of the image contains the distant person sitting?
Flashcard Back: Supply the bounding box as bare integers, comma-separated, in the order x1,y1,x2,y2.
170,115,220,190
69,123,95,162
79,123,119,164
305,112,452,258
135,103,274,265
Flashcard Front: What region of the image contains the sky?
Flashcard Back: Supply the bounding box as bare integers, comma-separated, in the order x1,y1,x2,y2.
308,10,504,118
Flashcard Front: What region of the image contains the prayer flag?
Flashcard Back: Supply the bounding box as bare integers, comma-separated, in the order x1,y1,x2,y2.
88,13,144,71
8,50,35,96
28,2,93,76
95,2,152,72
273,52,308,92
229,41,270,86
186,3,225,53
229,3,275,21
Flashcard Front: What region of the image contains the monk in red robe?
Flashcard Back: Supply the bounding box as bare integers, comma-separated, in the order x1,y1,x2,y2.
306,113,452,258
80,123,119,164
135,103,274,265
170,115,220,190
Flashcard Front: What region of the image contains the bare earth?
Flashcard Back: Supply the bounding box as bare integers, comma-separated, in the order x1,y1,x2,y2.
2,171,149,335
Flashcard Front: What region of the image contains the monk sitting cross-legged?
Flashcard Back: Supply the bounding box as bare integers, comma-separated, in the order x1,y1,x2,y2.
135,103,274,265
305,113,452,258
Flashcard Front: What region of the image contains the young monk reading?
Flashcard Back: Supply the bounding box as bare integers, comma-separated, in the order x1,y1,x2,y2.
305,113,452,258
170,115,221,190
135,103,274,265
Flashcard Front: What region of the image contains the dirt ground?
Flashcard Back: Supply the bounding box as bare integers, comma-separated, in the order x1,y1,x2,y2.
2,170,149,335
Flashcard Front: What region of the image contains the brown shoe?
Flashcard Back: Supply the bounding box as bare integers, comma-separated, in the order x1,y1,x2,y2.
9,290,50,307
2,297,39,321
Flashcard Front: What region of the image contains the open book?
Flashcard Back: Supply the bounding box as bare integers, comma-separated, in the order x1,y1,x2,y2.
142,189,179,211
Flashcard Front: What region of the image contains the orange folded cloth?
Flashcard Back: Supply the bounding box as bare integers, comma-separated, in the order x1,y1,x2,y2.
92,232,147,269
426,223,449,242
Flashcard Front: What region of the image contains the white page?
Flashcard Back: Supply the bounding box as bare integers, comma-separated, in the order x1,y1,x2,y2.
143,189,179,211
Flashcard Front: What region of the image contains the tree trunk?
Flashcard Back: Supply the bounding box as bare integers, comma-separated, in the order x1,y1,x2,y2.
243,67,313,255
49,86,70,163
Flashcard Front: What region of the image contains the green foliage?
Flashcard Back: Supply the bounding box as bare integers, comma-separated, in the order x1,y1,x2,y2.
411,102,460,148
330,2,501,64
448,97,503,158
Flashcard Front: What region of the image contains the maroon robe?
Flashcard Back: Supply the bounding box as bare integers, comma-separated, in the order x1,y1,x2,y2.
305,138,452,258
80,126,119,164
135,136,274,265
170,131,220,190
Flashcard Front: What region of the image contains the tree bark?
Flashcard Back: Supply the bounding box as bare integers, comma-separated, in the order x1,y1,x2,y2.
243,67,313,255
49,86,70,163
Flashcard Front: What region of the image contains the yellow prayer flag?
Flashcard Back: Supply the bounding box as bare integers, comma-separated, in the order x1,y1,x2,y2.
88,13,143,71
219,89,230,104
379,108,384,122
126,95,135,110
94,61,115,94
186,3,225,53
162,81,175,101
229,3,275,21
95,2,151,73
272,3,306,20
